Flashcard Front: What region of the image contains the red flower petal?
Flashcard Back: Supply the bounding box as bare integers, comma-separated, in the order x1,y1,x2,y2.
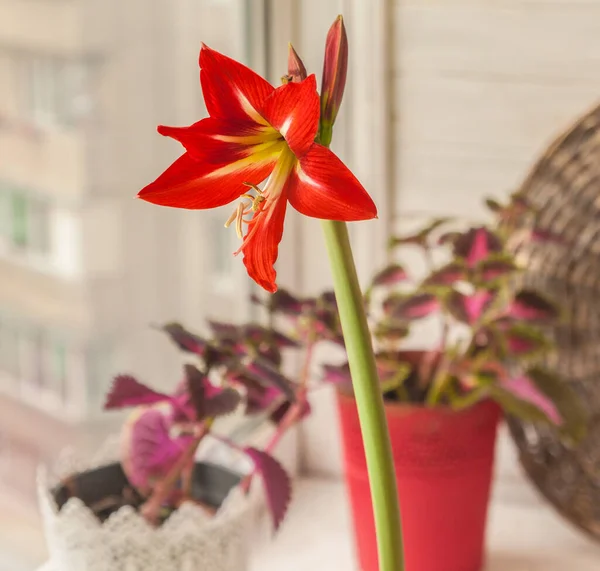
287,144,377,221
158,117,282,163
138,151,278,209
241,191,288,292
199,45,274,126
260,75,320,157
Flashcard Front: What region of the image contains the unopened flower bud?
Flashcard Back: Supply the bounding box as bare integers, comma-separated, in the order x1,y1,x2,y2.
320,15,348,129
287,43,307,83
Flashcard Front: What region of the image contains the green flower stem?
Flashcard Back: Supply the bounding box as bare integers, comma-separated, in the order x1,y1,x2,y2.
319,122,404,570
321,220,404,571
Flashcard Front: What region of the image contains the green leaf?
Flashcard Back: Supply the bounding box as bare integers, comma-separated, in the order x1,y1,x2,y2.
526,367,587,443
389,218,452,249
373,321,410,343
378,361,412,394
488,384,552,424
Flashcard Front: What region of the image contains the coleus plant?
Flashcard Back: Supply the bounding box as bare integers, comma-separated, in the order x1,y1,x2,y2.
103,288,345,530
324,193,586,441
104,320,299,530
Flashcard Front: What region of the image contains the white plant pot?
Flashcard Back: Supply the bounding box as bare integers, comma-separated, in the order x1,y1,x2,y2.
37,439,263,571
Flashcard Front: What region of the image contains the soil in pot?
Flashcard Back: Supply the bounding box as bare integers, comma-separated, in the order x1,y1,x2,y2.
53,462,242,523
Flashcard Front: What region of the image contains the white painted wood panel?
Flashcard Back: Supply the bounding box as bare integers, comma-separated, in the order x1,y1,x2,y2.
396,76,599,152
396,3,600,81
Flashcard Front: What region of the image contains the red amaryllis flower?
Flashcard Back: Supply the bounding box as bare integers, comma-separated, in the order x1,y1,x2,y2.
138,45,377,292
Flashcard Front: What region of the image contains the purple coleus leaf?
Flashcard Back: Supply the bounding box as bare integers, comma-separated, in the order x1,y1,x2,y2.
105,375,170,410
244,447,291,531
501,375,562,425
246,385,283,415
208,320,241,340
270,289,306,316
423,261,466,286
184,364,241,420
384,292,440,320
453,227,503,268
160,322,208,356
371,263,408,287
508,290,558,323
244,358,297,402
243,324,299,349
122,407,192,494
446,290,495,324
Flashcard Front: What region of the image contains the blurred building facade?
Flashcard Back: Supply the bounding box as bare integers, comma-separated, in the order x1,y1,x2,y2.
0,0,256,507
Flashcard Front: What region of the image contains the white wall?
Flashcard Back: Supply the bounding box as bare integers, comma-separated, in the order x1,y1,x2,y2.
394,0,600,220
299,0,600,487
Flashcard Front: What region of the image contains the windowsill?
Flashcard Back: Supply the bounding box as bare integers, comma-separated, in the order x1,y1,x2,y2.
33,476,600,571
249,478,600,571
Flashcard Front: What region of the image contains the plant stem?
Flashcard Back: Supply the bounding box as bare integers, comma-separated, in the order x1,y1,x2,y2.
321,219,404,571
241,337,315,494
141,424,209,525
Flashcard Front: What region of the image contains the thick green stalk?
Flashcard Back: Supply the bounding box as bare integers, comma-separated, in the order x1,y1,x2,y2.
318,122,404,571
321,219,404,571
319,122,403,571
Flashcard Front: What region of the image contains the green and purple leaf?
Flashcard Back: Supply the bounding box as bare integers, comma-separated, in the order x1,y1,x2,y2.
508,290,558,323
384,292,440,320
371,263,408,287
244,447,291,531
477,256,519,282
504,324,551,356
484,197,503,213
244,324,299,348
500,375,562,424
423,261,466,286
446,290,495,324
373,322,410,343
389,218,451,249
453,227,503,267
104,375,170,410
437,231,462,247
525,367,587,442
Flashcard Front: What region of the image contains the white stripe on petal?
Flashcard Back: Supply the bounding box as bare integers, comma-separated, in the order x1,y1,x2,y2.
237,88,271,126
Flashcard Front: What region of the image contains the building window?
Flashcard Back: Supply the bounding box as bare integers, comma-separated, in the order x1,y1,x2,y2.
0,184,52,258
16,54,91,129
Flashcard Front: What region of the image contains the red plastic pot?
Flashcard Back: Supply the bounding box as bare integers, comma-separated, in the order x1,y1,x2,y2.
337,391,501,571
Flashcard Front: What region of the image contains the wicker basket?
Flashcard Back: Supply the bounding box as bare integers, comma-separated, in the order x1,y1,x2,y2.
507,102,600,539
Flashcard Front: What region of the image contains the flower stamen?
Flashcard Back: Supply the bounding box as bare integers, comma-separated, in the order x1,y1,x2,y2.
225,184,267,239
